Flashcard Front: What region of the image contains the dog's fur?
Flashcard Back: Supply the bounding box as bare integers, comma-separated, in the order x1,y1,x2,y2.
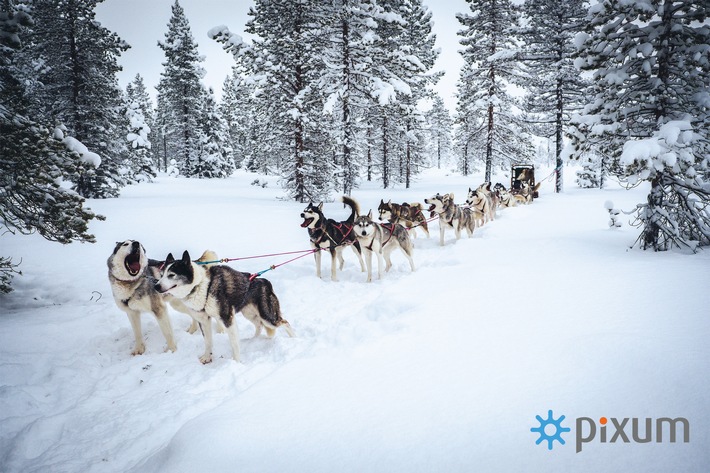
512,182,540,204
465,186,495,226
424,193,476,246
154,251,294,364
108,240,177,355
377,200,430,238
300,196,365,281
353,211,415,282
498,188,518,207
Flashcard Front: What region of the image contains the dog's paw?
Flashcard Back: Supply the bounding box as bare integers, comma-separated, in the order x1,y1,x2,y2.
165,343,177,353
199,353,213,364
131,345,146,356
186,320,199,334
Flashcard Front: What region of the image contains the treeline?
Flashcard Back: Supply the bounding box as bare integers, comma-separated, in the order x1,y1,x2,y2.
2,0,709,293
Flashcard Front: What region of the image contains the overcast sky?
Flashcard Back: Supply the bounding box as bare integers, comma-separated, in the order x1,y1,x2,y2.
94,0,469,112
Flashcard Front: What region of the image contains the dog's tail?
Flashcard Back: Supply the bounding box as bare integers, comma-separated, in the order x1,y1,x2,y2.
196,250,220,267
340,195,360,222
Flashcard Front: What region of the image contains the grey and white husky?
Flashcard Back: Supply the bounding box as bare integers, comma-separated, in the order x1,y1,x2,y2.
424,193,476,246
352,211,415,282
300,196,365,281
107,240,177,355
154,251,294,364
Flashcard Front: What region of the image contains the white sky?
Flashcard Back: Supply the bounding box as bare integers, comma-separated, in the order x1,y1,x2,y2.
94,0,468,112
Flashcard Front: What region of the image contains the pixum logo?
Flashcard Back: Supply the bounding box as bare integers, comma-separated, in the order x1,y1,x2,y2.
530,410,571,450
531,411,690,453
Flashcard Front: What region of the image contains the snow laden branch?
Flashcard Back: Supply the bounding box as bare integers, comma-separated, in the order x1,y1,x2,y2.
620,121,710,252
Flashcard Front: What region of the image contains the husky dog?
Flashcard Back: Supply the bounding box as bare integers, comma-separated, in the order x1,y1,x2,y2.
147,250,221,336
107,240,177,355
465,185,495,225
352,211,415,282
154,251,294,364
513,182,539,204
424,193,476,246
300,196,365,281
377,200,430,238
497,188,518,208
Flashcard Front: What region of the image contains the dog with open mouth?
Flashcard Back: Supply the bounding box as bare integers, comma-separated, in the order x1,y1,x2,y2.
107,240,177,355
424,193,476,246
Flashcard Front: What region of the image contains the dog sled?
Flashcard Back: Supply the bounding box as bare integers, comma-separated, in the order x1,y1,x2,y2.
511,164,539,199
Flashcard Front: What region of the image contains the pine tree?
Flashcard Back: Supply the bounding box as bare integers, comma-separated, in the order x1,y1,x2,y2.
1,0,102,292
454,62,485,176
395,0,440,188
214,0,333,202
426,94,453,170
123,74,156,182
365,0,439,189
318,0,381,195
571,0,710,251
155,0,205,178
519,0,588,192
457,0,533,182
195,87,235,178
125,74,158,172
27,0,129,198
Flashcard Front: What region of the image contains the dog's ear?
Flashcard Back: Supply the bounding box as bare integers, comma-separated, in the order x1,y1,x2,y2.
317,202,323,211
387,199,391,205
113,241,123,254
181,250,191,264
165,253,175,265
367,209,372,219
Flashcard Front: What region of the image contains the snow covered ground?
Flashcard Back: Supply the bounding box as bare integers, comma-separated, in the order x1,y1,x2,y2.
1,167,708,473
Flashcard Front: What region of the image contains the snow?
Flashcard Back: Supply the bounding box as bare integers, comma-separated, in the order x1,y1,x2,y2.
1,167,708,473
62,136,102,168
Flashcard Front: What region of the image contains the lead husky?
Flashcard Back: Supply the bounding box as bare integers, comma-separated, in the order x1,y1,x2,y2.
300,196,365,281
154,251,294,364
424,193,476,246
108,240,177,355
353,211,415,282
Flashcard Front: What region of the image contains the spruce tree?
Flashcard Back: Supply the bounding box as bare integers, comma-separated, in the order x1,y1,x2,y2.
216,0,332,202
27,0,129,198
426,94,453,170
318,0,381,195
571,0,710,250
519,0,588,192
155,0,205,178
195,87,235,178
457,0,533,182
123,74,156,182
1,0,102,292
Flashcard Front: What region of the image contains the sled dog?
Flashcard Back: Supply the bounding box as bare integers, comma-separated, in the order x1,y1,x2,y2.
108,240,177,355
424,193,476,246
513,182,540,204
300,196,365,281
465,185,495,226
377,200,430,238
154,251,294,364
353,210,415,282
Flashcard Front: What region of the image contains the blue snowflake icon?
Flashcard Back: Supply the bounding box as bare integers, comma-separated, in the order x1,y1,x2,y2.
531,410,571,450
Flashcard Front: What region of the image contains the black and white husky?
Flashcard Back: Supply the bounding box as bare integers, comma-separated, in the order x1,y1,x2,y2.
353,211,415,282
107,240,177,355
154,251,294,364
300,196,365,281
424,193,476,246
